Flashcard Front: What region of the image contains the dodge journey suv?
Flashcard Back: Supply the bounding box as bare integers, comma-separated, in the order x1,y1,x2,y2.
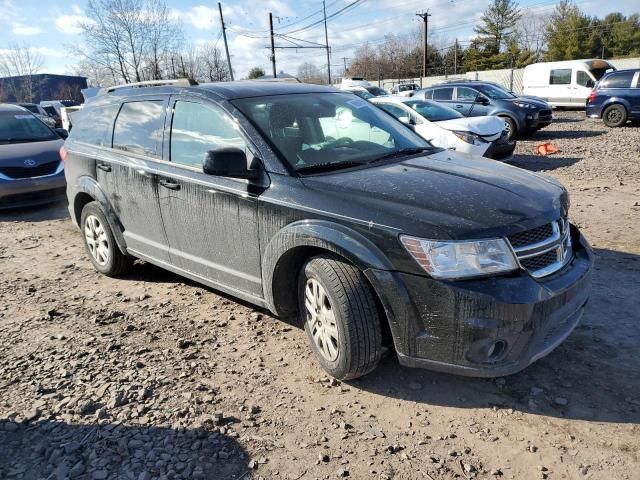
64,80,593,380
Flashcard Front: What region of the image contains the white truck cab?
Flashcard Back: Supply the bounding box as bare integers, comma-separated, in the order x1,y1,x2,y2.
523,59,615,107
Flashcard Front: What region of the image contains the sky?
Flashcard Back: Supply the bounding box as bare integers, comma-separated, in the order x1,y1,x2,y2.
0,0,637,82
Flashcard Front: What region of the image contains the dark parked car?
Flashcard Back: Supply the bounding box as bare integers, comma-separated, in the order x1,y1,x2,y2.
414,81,553,139
0,104,67,209
586,69,640,127
64,80,593,380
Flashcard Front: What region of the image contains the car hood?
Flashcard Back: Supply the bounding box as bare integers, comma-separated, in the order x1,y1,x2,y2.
0,138,63,167
434,116,506,137
301,149,568,240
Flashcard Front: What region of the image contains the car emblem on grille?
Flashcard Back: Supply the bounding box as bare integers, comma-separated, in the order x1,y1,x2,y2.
23,159,37,167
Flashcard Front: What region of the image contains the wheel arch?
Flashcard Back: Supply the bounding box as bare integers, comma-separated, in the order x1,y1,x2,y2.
262,220,395,319
72,175,128,254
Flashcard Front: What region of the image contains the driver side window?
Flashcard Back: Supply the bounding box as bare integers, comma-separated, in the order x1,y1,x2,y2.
170,101,246,168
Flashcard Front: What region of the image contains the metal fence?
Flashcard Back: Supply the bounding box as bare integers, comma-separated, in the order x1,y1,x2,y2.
376,57,640,94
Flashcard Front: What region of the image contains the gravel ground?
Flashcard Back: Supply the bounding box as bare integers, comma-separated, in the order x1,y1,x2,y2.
1,111,639,480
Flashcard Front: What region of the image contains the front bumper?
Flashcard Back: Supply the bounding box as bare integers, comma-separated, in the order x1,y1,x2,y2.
524,109,553,130
483,136,516,161
366,229,593,377
0,169,66,210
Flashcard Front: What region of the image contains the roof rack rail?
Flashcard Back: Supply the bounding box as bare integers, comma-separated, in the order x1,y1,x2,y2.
100,78,198,95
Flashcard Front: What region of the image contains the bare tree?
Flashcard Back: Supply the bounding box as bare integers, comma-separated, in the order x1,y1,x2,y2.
0,42,44,102
72,0,184,86
297,62,324,84
198,43,231,82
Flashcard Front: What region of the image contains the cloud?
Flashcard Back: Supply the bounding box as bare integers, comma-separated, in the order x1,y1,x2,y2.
55,14,92,35
175,5,219,31
12,22,43,36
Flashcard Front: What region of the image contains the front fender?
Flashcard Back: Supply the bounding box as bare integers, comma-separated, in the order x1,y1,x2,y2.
262,220,395,315
71,175,128,254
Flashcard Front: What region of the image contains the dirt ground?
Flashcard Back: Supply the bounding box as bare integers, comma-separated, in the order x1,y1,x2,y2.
1,111,639,480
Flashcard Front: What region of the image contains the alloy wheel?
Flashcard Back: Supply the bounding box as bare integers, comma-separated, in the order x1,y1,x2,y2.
304,278,339,362
84,214,110,266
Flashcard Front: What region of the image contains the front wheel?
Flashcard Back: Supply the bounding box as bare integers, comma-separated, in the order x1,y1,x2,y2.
602,104,627,127
500,116,518,141
298,255,382,380
81,201,133,276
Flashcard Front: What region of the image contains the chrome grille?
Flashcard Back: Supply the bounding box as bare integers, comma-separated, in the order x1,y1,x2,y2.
507,218,572,278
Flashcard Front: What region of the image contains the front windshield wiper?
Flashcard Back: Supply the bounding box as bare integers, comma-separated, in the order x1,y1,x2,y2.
373,146,435,162
296,160,367,174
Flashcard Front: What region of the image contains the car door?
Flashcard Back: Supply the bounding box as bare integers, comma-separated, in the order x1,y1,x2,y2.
154,96,263,297
549,68,573,106
431,87,455,109
573,70,596,105
98,97,171,262
452,86,487,116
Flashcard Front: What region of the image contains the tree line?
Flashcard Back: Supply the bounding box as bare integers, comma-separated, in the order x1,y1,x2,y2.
348,0,640,80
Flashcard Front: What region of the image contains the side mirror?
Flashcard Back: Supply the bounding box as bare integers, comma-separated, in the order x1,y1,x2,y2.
398,116,412,125
475,96,489,105
203,147,259,180
55,128,69,139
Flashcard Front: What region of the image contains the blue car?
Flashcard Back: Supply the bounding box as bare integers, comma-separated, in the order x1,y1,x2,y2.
585,69,640,127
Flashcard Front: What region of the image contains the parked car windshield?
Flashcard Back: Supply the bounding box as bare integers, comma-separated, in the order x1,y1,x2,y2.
0,111,57,143
19,104,40,114
476,84,517,99
233,93,432,173
365,86,388,96
405,100,463,121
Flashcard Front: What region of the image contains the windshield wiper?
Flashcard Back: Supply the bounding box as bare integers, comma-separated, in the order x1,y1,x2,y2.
296,160,367,174
373,147,434,162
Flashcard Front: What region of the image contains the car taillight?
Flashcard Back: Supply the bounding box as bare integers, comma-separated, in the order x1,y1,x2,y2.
587,90,597,103
59,146,67,162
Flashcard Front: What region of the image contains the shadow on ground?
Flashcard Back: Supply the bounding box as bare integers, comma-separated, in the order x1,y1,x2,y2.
0,419,251,480
349,247,640,425
509,154,582,171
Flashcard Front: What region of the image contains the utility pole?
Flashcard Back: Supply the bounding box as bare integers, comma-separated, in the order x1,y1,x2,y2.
341,57,348,75
218,2,234,81
416,10,431,78
323,0,331,85
269,13,277,78
454,38,458,75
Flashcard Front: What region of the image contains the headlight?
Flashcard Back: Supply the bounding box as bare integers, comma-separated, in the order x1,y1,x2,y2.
452,131,482,145
400,236,518,279
513,101,536,109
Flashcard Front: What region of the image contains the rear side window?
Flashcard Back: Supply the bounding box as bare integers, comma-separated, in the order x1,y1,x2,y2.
422,90,433,99
550,69,572,85
601,71,635,89
170,101,246,168
113,101,165,158
432,87,453,100
70,103,119,147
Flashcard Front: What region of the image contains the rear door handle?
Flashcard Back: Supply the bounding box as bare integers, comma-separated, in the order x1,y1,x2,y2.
454,104,463,108
97,163,111,172
159,179,181,191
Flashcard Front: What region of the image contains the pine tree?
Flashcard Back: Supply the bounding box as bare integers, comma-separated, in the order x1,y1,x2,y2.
474,0,521,54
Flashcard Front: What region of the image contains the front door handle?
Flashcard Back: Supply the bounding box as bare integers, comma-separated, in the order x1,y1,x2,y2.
97,163,111,172
159,179,181,191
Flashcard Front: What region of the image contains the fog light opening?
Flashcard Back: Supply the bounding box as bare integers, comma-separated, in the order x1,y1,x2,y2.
487,340,507,361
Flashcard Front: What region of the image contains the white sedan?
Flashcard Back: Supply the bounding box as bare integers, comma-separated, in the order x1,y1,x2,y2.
370,97,515,160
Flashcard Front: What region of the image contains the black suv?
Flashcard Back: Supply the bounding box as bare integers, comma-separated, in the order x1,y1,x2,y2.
415,81,553,139
65,80,592,380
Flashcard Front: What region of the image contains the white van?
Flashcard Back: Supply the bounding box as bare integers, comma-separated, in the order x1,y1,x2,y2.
523,59,616,107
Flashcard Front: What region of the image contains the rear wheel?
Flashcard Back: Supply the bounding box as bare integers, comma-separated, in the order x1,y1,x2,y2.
81,202,132,276
602,104,627,127
298,255,382,380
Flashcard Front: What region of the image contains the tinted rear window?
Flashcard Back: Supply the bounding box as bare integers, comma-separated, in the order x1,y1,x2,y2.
113,101,165,158
70,103,119,147
432,87,453,100
601,71,635,89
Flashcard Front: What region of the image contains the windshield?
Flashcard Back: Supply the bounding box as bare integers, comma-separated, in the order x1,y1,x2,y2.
233,93,432,173
366,86,388,96
351,89,374,100
406,100,463,121
0,111,57,143
476,84,517,99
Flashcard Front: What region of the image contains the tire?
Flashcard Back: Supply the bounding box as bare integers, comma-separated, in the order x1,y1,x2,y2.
602,104,627,128
500,116,518,140
298,254,382,380
80,201,132,276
